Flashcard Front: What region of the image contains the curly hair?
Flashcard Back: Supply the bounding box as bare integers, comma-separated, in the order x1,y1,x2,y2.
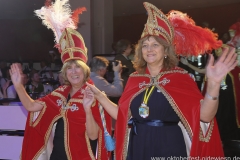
60,60,90,85
133,36,178,74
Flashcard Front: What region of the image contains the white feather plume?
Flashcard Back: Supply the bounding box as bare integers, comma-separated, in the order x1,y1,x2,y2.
34,0,76,43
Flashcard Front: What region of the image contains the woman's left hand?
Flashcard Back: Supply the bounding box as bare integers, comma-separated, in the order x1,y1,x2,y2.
206,47,238,84
83,86,95,112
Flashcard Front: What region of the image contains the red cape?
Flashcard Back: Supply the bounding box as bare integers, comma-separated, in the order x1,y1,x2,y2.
115,67,223,160
21,81,111,160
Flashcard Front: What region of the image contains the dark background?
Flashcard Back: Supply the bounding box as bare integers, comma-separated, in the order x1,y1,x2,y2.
0,1,240,62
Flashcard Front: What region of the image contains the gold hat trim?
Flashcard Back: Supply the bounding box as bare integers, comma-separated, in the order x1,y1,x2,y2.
141,2,174,44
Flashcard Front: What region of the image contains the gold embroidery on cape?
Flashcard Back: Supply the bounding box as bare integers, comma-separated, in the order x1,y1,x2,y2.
122,87,145,159
32,116,61,159
159,85,193,139
129,67,187,79
63,111,72,160
55,85,68,92
51,91,67,102
199,120,214,142
70,98,96,107
121,68,191,159
28,85,83,159
85,131,97,160
153,71,193,140
229,72,240,127
29,111,34,127
123,122,130,160
69,98,83,103
98,130,102,160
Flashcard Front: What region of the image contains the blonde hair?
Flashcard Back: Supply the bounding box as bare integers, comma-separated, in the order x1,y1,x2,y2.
133,36,178,74
60,60,90,85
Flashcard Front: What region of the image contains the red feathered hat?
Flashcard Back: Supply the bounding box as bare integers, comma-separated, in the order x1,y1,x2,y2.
141,2,174,45
141,2,222,56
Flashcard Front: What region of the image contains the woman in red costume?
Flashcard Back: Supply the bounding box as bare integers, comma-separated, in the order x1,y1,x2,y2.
8,1,111,159
85,2,238,160
9,29,111,160
10,30,111,160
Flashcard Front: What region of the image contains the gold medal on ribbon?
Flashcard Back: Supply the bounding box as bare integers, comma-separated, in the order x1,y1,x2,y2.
139,103,149,118
139,86,155,118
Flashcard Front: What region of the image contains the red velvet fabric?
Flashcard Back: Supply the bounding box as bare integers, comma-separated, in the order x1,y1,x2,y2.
168,10,222,56
115,67,223,160
21,81,111,160
62,50,87,64
60,28,88,64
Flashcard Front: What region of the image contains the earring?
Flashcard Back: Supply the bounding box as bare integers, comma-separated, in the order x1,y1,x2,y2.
164,55,167,59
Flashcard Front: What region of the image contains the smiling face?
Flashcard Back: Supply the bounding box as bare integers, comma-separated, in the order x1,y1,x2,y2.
142,36,166,66
61,60,90,87
66,63,85,87
133,36,178,74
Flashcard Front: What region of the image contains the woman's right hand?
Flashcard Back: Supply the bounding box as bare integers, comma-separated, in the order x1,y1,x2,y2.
9,63,23,87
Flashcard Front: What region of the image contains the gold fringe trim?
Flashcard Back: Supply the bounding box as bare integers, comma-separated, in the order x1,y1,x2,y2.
159,85,193,140
32,115,61,159
98,129,102,160
30,101,47,127
199,120,214,142
131,70,193,139
122,87,145,159
129,67,187,78
51,91,67,102
69,98,96,107
121,68,190,159
85,131,97,160
69,98,83,103
64,113,72,160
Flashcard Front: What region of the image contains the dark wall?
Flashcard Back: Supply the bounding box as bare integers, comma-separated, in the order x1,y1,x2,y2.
0,18,56,62
1,3,239,62
113,3,240,44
